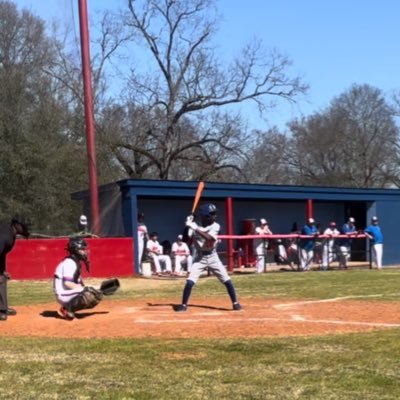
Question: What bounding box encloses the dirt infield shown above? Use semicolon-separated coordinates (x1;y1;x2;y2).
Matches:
1;297;400;339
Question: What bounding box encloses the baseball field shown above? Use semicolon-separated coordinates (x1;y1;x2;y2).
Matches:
1;269;400;399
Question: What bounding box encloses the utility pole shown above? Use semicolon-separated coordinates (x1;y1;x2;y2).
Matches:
78;0;100;235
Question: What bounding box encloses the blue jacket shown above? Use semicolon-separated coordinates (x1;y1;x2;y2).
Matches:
364;225;383;245
300;224;318;250
338;223;356;246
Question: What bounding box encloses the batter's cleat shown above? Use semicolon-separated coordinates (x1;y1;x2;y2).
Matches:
57;307;75;320
6;308;17;316
174;304;187;312
232;302;242;311
0;312;7;321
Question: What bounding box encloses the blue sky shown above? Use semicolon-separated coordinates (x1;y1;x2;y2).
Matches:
15;0;400;131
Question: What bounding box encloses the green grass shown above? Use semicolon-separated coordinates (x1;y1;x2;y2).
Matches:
3;269;400;399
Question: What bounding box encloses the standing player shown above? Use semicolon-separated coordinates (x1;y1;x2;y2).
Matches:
321;221;340;270
299;218;318;271
254;218;273;273
0;216;30;321
137;212;148;273
364;216;383;269
174;203;242;312
338;217;356;269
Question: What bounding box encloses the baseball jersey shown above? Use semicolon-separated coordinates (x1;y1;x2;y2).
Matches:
137;223;148;241
323;227;339;245
53;257;84;301
172;241;190;256
193;222;220;253
254;225;271;248
146;239;163;255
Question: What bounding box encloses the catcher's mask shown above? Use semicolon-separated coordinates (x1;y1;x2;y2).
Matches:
11;215;31;238
67;237;89;262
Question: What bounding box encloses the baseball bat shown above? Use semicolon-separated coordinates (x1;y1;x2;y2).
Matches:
191;181;205;214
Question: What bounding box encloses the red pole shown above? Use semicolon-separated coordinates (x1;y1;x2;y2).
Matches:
226;197;234;272
306;199;313;220
78;0;100;235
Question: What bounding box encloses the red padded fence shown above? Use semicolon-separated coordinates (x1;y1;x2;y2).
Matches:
8;237;134;280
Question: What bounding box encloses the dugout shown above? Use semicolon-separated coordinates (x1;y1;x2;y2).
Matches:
72;179;400;274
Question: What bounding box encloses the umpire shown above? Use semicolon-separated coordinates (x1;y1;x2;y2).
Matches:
0;216;30;321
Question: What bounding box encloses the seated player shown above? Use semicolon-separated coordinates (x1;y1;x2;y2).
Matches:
171;234;193;276
146;232;172;276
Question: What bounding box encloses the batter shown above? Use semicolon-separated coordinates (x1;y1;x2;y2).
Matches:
174;203;242;312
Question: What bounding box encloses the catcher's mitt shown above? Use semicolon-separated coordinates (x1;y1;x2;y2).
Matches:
99;278;120;296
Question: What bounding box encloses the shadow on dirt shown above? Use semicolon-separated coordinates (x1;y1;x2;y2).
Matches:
147;302;231;311
40;310;109;319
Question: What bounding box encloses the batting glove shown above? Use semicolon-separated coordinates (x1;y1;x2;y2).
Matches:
186;221;198;231
186;215;194;224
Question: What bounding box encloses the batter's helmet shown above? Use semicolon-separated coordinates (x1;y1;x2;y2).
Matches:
199;203;217;216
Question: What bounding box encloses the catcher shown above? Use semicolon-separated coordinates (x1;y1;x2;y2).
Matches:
53;237;119;320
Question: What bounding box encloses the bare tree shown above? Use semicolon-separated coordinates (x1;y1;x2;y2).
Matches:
0;1;83;230
42;9;132;182
286;84;400;188
0;1;124;233
100;0;307;180
241;127;297;184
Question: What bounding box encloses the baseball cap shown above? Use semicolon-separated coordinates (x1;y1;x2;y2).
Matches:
79;215;88;225
308;218;315;224
372;216;379;222
329;221;336;227
177;234;183;240
348;217;355;223
260;218;267;225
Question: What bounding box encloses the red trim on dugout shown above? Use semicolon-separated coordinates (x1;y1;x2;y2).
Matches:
8;238;134;280
226;197;234;272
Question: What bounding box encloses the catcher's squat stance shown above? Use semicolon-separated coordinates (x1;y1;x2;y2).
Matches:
53;238;119;320
174;204;242;312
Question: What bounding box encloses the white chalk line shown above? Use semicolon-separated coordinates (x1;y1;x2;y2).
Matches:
133;316;400;328
274;294;384;310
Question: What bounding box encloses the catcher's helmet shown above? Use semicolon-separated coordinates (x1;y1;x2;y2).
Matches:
67;237;88;260
199;203;217;217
